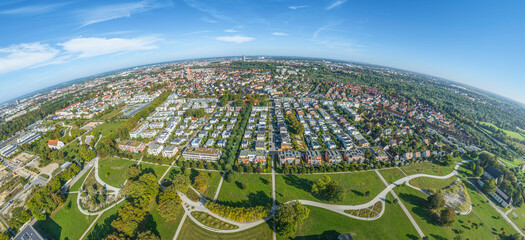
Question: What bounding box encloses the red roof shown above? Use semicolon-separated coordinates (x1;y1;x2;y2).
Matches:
48;139;59;146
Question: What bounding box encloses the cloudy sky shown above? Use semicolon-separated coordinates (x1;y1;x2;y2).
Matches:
0;0;524;103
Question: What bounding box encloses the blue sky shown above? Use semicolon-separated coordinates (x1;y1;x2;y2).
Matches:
0;0;524;103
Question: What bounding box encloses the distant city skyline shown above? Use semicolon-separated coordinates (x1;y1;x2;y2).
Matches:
0;0;524;103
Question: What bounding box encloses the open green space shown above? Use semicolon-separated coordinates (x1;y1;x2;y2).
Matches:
400;161;456;176
177;216;273;240
275;171;384;205
409;176;458;191
287;194;418;240
86;200;127;240
480;122;525;141
92;121;124;136
217;173;272;207
378;168;406;184
200;171;223;200
34;193;96;240
139;162;168;181
191;211;239;230
98;157;135;187
395;184;518;239
508;210;525;233
149;199;186;239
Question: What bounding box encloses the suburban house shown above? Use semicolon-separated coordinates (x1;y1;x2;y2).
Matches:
304;151;323;165
237;149;267;165
148;143;164;156
278;151;301;165
182;147;222;162
371;147;389;161
342;149;365;163
162;145;178;158
118;140;146;153
47;139;65;150
325;151;342;165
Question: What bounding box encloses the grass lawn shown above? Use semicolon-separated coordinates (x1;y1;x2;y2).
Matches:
217;173;272;207
288;193;419;240
85;200;127;240
92;121;124;136
34;193;96;240
400;161;456;176
409;176;458;191
69;166;92;192
149;199;186;239
395;185;518;239
275;171;384;205
191;211;239;230
98;157;135;187
480;122;525;141
508;210;525;233
139;162;168;181
176;216;273;240
378;168;406;184
200;171;223;200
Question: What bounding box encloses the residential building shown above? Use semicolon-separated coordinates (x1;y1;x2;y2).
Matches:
304;151;323;165
162;145;178;158
182;147;222;162
278;151;301;165
238;149;267;165
325;151;342;165
148;143;164;156
118;141;145;153
47;139;65;150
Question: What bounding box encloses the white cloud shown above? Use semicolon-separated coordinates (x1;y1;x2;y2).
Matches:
59;37;160;58
0;43;59;74
272;32;288;36
216;35;255;44
201;17;217;23
313;21;343;39
225;29;238;33
0;3;67;15
78;0;165;27
288;5;307;10
184;0;234;23
327;0;347;10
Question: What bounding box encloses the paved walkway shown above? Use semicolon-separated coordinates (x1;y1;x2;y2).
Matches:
213;172;225;202
172;213;187;240
93;157;121;192
376;170;425;238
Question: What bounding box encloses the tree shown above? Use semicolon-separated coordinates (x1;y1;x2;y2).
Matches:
482;178;497;194
225;171;238;183
194;172;209;192
137;231;160;240
473;164;484;177
171;174;190;193
311;175;344;202
126;166;142;179
427;193;445;210
275;201;310;238
440;207;456;226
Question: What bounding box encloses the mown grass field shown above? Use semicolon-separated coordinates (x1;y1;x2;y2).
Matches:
176;217;273;240
199;171;223;200
149;200;186;239
409;176;458;191
508;209;525;234
480;122;525;141
378;168;406;184
286;194;419;240
275;171;384;205
138;162;168;181
34;193;96;240
400;161;456;176
395;184;517;239
86;200;126;240
69;166;92;192
191;211;239;230
98;157;135;187
92;121;125;136
217;173;272;207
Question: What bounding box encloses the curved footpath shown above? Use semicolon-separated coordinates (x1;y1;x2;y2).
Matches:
178;161;471;233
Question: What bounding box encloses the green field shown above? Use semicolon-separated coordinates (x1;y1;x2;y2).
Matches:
191;211;239;230
378;168;406;184
395;185;518;239
35;193;96;240
149;200;186;239
86;200;127;240
69;167;92;192
276;171;385;205
98;157;135;187
400;161;456;176
200;171;223;200
217;173;272;207
176;216;273;240
508;209;525;233
409;176;458;191
480;122;525;141
288;194;419;240
92;121;124;136
139;162;169;181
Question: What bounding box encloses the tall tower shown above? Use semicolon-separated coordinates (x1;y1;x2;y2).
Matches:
242;55;246;62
